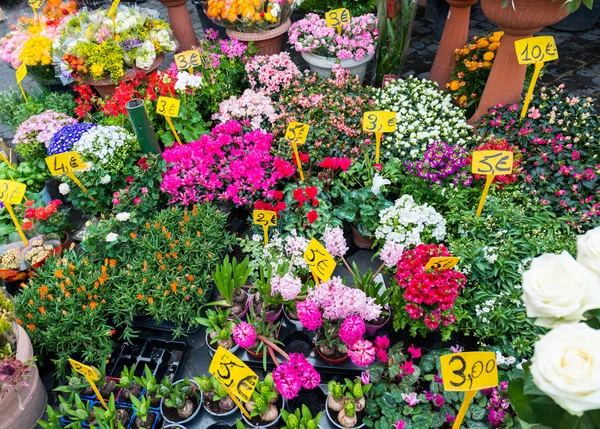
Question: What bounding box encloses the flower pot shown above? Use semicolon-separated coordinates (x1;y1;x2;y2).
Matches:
283;306;303;331
551;1;600;31
40;183;52;204
251;294;283;323
241;396;286;428
159;0;198;51
469;0;569;123
205;331;239;357
0;325;47;429
282;331;314;358
325;397;365;429
315;346;349;364
364;311;391;337
160;379;203;425
202;398;240;417
164;426;188;429
88;54;164;97
350;225;374;250
301;52;374;84
191;0;227;38
226;19;292;56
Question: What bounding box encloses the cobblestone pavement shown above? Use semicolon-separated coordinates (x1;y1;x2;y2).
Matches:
0;0;598;142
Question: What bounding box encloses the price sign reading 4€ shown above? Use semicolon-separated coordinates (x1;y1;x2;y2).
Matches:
472;150;513;217
0;180;29;246
363;111;397;164
425;256;460;271
303;238;335;284
46;152;90;195
285;122;310;181
514;36;558;119
325;8;351;35
440;351;498;429
253;209;277;245
174;49;201;73
69;358;108;409
156;96;182;145
209;346;258;419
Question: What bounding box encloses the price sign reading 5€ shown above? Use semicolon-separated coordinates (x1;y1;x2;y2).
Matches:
472;150;514;218
303;238;335;284
425;256;460;271
253;210;277;245
363;111;397;164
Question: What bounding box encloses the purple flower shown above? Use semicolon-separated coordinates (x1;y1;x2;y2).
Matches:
360;370;369;385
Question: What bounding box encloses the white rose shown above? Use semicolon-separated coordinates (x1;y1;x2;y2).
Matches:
577;226;600;277
105;233;119;243
522;252;600;327
530;323;600;415
115;212;131;222
100;174;111;184
58;183;70;195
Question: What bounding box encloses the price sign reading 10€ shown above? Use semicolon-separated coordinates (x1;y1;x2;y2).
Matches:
209;346;258;403
303;238;335;284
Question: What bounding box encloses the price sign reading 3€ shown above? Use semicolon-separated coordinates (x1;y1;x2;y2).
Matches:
326;8;351;34
472;150;513;217
156;96;182;145
514;36;558;119
69;358;108;409
363;111;397;164
285;122;310;181
425;256;460;271
174;49;201;73
46;152;90;195
303;238;335;284
440;351;498;429
253;209;277;245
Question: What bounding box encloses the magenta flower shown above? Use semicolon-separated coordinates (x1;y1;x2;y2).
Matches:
399;360;415;377
375;335;390;350
339;315;366;347
232;322;257;349
296;300;323;331
393;420;407;429
434;394;445;407
272;363;302;399
407;344;421;359
360;370;369;385
348;339;376;367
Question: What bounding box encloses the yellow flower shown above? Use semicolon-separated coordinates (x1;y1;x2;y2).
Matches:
449;80;460;91
489;42;500;52
489;36;501;44
493;31;504;39
90;63;105;78
483;61;492;68
459;95;467;106
477;39;490;49
483;51;495;61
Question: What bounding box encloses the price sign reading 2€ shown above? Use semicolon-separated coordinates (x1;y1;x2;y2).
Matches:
285;122;310;181
440;352;498;429
156;96;182;145
425;256;460;271
174;49;201;73
326;8;351;34
472;150;513;217
69;358;108;409
0;180;29;246
46;152;90;195
303;238;335;284
253;209;277;245
363;111;397;164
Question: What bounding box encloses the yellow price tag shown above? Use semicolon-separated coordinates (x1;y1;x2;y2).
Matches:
174;50;201;72
157;96;182;145
0;180;26;206
425;256;460;271
28;0;44;8
46;152;90;195
472;150;514;218
15;63;28;102
0;152;14;170
363;111;397;164
285;122;310;146
515;36;558;65
303;238;335;284
326;8;351;34
209;346;258;403
108;0;120;16
253;210;277;245
69;358;108;409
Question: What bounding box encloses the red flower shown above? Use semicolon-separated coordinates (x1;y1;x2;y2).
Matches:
293;152;310;164
272;190;284;200
339;158;352;171
293;188;308;208
273;158;296;178
24;208;35;219
275;202;287;212
137;157;149;170
126;176;134;183
307;210;318;224
22;221;33;231
305;187;318;199
24;200;34;207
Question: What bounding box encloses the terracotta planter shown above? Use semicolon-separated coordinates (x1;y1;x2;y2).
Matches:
159;0;198;51
469;0;569;123
88;54;164;97
429;0;479;89
226;19;291;56
315;346;349;364
0;325;47;429
350;225;375;250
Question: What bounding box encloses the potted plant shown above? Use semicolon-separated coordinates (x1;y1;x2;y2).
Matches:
21;199;72;249
116;365;143;404
281;404;323;429
251;264;301;323
64;393;96;426
243;374;285;428
349;263;392;336
233;304;283;369
134;365;160;409
131;395;158;429
325;379;371;429
92;393;132;428
208;255;252;318
159;378;202;425
194;375;238;416
288;13;378;83
38;405;63;429
22;236;61;269
197;308;239;355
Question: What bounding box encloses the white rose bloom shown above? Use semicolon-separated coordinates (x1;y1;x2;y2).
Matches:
530;323;600;415
115;212;131;222
105;233;119;243
100;174;111;184
58;183;70;195
577;226;600;277
371;174;390;195
522;252;600;328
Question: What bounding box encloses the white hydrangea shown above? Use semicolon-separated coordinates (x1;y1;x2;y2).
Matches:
174;71;204;92
150;28;177;51
105;233;119;242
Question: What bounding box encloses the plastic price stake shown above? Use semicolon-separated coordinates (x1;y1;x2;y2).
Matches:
69;358;108;409
425;256;460;270
108;0;120;16
15;63;28;102
285;122;310;181
209;346;258;419
471;150;513;217
440;351;498;429
382;74;397;89
253;209;277;245
0;180;28;246
174;49;201;73
46;152;90;195
325;8;350;35
28;0;44;7
303;238;335;284
156;96;182;145
514;36;558;118
362;111;397;164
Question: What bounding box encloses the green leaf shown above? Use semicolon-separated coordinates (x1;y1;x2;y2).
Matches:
470;405;486;421
412;412;433;429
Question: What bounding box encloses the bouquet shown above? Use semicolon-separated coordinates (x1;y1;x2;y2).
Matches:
203;0;299;32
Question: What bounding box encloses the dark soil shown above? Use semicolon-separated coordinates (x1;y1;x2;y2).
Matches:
119;382;142;403
117;408;133;426
204;398;235;415
289;388;326;418
133;412;156;429
161;395;200;423
283;331;314;358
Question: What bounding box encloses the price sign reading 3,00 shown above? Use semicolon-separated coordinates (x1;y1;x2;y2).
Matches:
441;351;498;392
362;111;397;133
303;238;335;283
209;347;258;403
471;150;513;176
515;36;558;65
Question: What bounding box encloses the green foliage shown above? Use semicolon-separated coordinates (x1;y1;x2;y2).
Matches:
299;0;376;16
281;404;323;429
0;88;76;131
209;255;251;307
134;364;157;395
0;158;50;193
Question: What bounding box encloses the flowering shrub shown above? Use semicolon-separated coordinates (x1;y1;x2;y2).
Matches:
212;89;279;130
405;141;472;187
289;13;377;62
161;120;295;207
47;122;97;156
273;67;374;159
73;125;139;173
21;199;70;237
480;85;600;229
245;52;300;97
374;77;476;161
13;111;77;161
391;244;466;340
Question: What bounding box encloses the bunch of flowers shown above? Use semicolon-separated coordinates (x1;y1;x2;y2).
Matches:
270;273;303;301
54;6;176;82
339;316;390;367
273;67;374;159
374;77;476;161
480;85;600;229
471;138;523;187
272;353;321;399
289;13;378;62
42;0;79;26
404;141;472;187
47;122;97;156
19;35;53;67
391;244;466;339
0;356;32;398
212;89;279;130
13;110;77;161
161;120;295;207
21;199;70;236
447;31;503;117
73;125;139;174
203;0;298;32
245;52;301;97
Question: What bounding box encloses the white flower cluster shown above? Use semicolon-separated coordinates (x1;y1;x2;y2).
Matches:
475;298;496;323
150;28;177;52
74;125;139;172
375;194;446;252
174;71;203;92
482;245;498;264
374;77;476;161
213;89;279;131
495;351;516;366
134;40;157;70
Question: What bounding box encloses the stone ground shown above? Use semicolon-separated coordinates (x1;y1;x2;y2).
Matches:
0;0;598;143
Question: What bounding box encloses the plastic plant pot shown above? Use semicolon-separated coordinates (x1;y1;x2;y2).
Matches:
205;331;239;358
160;379;203;425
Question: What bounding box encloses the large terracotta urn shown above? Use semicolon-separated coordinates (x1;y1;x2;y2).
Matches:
226;19;292;56
428;0;479;89
0;325;47;429
159;0;199;51
469;0;569;124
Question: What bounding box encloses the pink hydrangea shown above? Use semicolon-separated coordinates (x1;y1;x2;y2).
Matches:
213;89;280;130
339;315;366;347
13;110;77;150
348;339;376;366
296;300;323;331
323;226;348;258
233;322;257;349
271;273;302;301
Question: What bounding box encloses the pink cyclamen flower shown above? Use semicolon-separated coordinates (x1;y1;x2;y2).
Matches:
360;370;369;385
407;344;421;359
375;335;390;350
434;394;445;407
399;360;415;376
393;420;407;429
348;339;376;366
232;322;257;349
296;300;323;331
339;315;366;347
401;392;420;407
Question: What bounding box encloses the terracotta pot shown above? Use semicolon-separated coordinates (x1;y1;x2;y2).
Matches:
88;54;164;97
159;0;199;51
350;225;375;250
315;346;348;364
469;0;569;123
429;0;479;89
0;325;47;429
226;19;291;56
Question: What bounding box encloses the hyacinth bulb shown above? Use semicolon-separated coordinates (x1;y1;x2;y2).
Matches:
254;395;267;413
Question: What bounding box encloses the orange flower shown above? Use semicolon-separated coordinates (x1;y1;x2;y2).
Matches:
142;278;147;283
28;299;33;305
27;324;35;331
137;294;144;300
65;291;71;297
171;252;177;259
185;241;191;247
174;240;179;244
54;270;64;278
170;282;177;293
160;264;166;270
187;274;194;281
197;231;201;237
101;299;106;304
83;258;88;265
98;275;107;285
65;278;72;285
77;287;82;293
82;305;87;310
208;254;213;259
145;222;150;228
90;302;98;309
39;306;46;315
198;288;203;295
178;265;183;270
47;294;53;301
94;281;99;288
183;215;189;222
156;253;163;259
155;222;160;229
148;297;154;304
180;228;185;233
39;285;48;298
81;285;86;291
27;313;32;319
164;290;170;296
101;265;107;274
62;310;67;315
130;232;137;239
17;318;22;325
169;243;175;249
109;259;117;267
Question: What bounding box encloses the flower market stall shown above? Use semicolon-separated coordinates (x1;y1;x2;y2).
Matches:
0;1;598;429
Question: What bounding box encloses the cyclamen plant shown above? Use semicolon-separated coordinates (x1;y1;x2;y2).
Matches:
13;110;77;161
245;52;301;97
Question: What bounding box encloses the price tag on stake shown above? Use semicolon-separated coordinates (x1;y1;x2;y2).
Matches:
425;256;460;271
174;49;201;73
253;209;277;245
69;359;108;409
472;150;513;218
326;8;351;35
285;122;310;181
363;111;397;164
15;63;28;102
514;36;558;119
108;0;120;16
46;152;90;196
209;346;258;419
156;96;182;145
28;0;45;7
440;351;498;429
0;180;29;244
303;238;335;284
